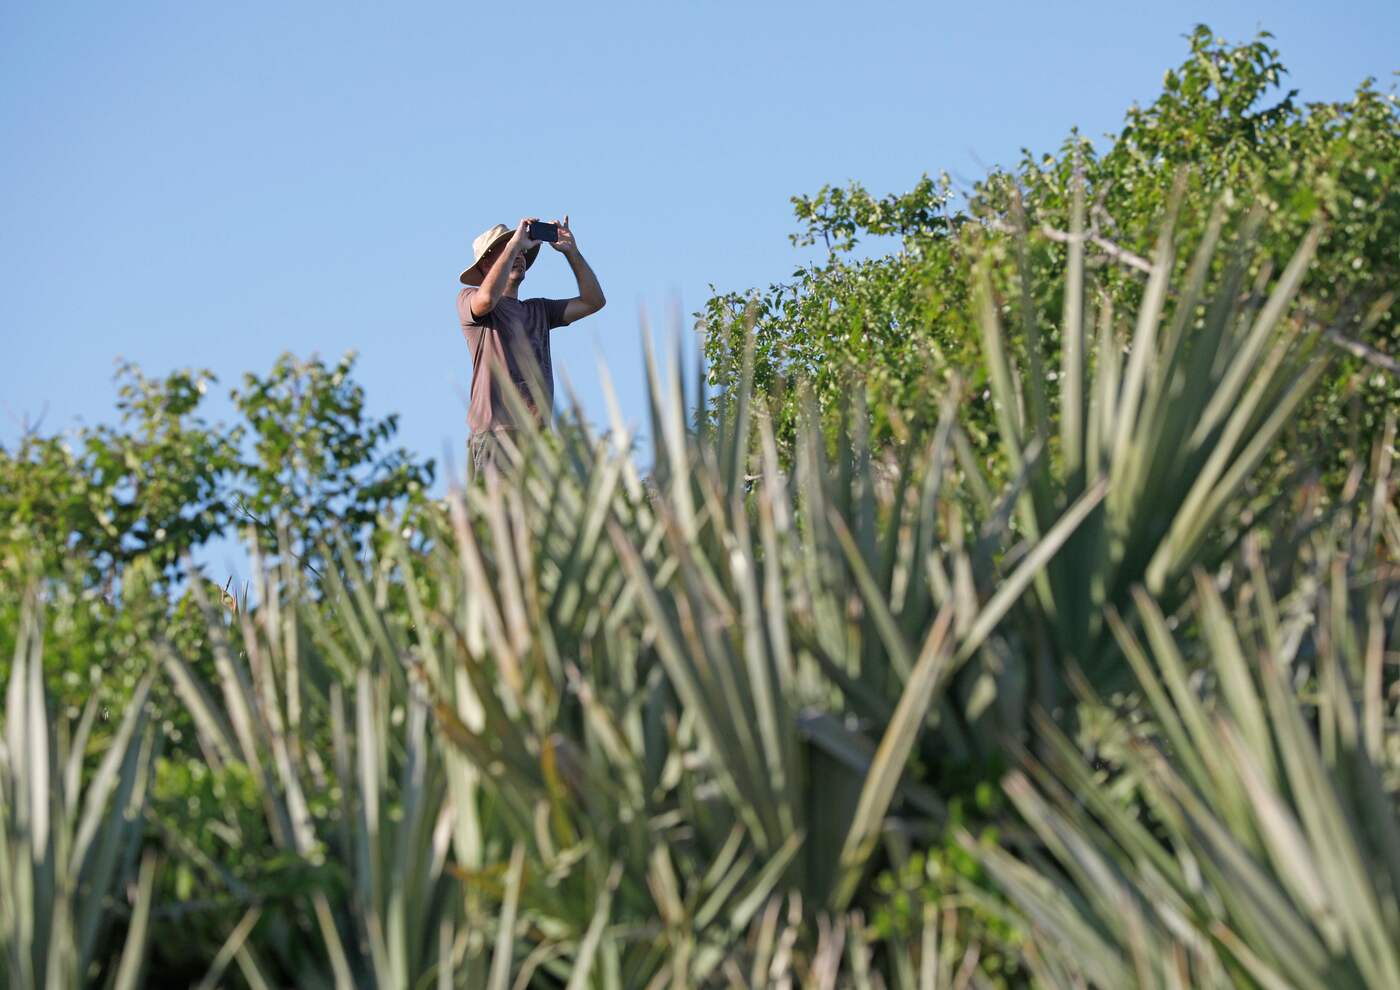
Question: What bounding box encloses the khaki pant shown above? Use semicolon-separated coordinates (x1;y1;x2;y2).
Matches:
467;431;508;483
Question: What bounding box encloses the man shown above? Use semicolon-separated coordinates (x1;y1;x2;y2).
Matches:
456;215;606;478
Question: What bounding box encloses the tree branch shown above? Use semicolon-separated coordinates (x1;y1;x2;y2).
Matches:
986;216;1153;273
1315;324;1400;376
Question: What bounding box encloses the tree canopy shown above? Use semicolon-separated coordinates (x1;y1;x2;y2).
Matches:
0;352;433;596
700;26;1399;483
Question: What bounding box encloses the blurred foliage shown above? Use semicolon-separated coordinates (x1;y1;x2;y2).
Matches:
983;502;1400;987
3;23;1399;988
2;231;1396;984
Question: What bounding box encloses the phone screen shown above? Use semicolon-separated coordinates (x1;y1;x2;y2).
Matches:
528;221;559;242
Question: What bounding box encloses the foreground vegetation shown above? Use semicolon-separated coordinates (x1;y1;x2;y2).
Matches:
3;25;1399;990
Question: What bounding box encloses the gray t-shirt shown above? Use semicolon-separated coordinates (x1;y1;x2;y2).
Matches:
458;288;568;433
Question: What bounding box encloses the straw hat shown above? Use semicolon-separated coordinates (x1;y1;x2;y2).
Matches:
459;223;541;286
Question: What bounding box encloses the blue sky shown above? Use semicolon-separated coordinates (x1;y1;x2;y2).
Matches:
4;1;1397;485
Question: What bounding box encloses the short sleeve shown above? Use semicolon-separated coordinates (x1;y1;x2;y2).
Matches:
458;287;485;327
543;297;569;330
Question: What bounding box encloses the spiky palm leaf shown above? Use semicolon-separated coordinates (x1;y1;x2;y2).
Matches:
970;181;1387;695
0;596;157;989
155;195;1361;985
982;480;1400;988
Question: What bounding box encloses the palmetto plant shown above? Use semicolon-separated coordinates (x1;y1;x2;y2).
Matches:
421;330;1108;919
967;181;1391;700
151;193;1360;984
980;466;1400;987
157;543;473;989
4;189;1371;986
0;597;157;990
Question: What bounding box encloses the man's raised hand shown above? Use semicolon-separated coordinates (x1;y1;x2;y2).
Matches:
511;217;540;251
549;215;576;254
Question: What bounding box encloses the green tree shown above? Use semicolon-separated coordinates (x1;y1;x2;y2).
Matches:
0;350;437;975
0;351;433;596
0;365;240;592
0;351;433;709
230;351;433;576
701;26;1400;479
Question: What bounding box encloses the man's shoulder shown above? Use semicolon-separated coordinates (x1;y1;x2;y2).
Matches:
458;286;485;324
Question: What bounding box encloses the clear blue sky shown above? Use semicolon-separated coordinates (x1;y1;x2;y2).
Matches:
4;1;1397;482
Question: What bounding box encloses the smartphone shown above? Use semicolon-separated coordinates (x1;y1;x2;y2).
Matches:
528;221;559;243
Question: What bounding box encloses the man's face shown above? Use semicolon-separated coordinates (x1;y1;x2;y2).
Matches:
483;242;526;283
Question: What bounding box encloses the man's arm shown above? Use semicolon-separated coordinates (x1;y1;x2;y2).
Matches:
471;218;537;319
549;216;606;325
